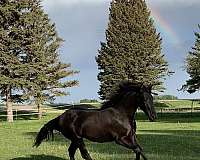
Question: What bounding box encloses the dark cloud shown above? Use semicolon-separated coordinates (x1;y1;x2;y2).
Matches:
42;2;110;102
44;3;109;67
147;1;200;98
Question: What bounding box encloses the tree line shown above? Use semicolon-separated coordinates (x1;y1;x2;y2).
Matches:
0;0;199;122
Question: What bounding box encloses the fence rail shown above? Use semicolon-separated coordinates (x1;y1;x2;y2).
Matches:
0;104;73;119
0;103;200;120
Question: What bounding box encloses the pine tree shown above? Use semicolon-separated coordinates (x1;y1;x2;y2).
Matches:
0;0;78;121
96;0;168;100
0;0;23;122
183;25;200;93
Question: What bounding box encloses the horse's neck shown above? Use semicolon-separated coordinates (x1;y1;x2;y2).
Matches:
119;93;139;118
117;102;138;119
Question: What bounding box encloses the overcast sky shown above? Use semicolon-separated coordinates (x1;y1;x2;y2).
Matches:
41;0;200;103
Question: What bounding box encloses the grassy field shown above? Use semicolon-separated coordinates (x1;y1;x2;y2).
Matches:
154;99;200;109
0;111;200;160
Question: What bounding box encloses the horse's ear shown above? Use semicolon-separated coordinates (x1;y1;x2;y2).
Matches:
148;85;153;91
139;83;145;92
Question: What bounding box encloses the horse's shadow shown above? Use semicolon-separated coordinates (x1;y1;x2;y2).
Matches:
10;155;66;160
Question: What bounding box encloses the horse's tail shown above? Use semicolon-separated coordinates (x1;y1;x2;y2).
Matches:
33;116;60;148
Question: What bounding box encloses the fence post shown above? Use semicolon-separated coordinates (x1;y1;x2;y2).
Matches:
15;109;18;120
191;100;194;116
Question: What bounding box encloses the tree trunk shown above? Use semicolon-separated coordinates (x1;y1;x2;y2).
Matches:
6;87;13;122
37;104;42;119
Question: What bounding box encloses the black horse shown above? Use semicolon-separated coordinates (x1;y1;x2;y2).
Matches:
33;81;156;160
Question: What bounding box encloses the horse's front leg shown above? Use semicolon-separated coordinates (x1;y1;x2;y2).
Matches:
133;144;147;160
115;133;147;160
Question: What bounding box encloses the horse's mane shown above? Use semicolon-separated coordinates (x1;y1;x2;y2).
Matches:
100;81;141;109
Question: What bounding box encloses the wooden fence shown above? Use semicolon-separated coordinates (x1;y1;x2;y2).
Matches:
0;101;200;120
0;104;72;120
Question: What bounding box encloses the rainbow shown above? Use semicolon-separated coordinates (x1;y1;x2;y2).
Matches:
149;6;179;44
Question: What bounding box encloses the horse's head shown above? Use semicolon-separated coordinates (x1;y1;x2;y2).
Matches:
138;85;157;121
101;81;157;122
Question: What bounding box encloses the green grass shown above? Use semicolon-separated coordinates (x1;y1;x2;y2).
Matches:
0;112;200;160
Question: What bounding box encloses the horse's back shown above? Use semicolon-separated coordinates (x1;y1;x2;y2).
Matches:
58;108;131;142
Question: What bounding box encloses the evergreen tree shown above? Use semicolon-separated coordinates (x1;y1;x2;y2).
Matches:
0;0;78;122
96;0;168;100
0;0;23;122
183;25;200;93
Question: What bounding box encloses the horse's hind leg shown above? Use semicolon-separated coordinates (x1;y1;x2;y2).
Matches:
78;139;92;160
68;141;79;160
